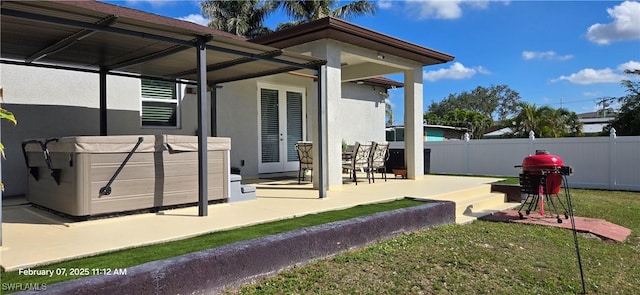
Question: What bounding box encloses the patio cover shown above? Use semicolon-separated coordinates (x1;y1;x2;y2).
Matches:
0;1;325;82
0;0;328;241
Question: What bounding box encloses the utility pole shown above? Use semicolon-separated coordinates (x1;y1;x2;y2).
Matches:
596;97;612;118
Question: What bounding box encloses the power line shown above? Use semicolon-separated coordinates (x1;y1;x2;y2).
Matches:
546;98;594;106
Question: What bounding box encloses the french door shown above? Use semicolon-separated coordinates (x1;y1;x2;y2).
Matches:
258;84;305;174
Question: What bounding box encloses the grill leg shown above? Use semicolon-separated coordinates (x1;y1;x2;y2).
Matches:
527;194;539;215
518;193;537;219
545;193;569;223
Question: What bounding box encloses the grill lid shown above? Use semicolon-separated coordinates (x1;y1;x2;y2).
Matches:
521;150;564;172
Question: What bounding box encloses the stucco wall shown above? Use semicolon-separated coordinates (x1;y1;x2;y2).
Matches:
216;79;259;177
217;74;315;178
217;75;386;178
1;64;387;196
340;82;387;144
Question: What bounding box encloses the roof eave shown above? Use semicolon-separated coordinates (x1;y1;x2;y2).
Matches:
251;17;454;66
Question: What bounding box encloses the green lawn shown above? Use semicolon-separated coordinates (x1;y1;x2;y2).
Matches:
228;189;640;295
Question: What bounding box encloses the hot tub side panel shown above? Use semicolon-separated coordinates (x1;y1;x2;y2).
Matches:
161;150;228;205
88;152;159;215
25;151;90;216
88;150;228;215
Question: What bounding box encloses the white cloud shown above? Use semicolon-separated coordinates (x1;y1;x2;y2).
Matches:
586;1;640;45
178;14;209;26
618;60;640;71
414;1;463;19
377;1;393;9
423;62;490;82
552;60;640;84
522;51;573;61
406;0;509;20
551;68;626;85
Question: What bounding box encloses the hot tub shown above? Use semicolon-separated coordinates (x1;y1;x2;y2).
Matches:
22;135;230;217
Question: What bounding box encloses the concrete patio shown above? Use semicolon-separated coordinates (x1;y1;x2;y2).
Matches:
1;174;518;271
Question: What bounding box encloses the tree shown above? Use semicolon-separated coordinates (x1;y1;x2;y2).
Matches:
608;69;640;136
424;109;492;139
201;0;276;38
427;84;522;122
384;99;393;126
275;0;375;30
508;102;582;138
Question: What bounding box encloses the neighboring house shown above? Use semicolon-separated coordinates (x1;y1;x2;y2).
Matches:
0;1;453;198
483;126;514;138
483;111;617;138
386;124;468;142
578;111;616;135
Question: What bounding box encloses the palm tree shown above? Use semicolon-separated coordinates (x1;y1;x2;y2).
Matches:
513;102;539;136
201;0;276;38
276;0;375;30
384;98;393;126
510;103;582;138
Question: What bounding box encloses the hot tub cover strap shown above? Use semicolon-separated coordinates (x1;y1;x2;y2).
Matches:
21;138;62;185
99;137;144;196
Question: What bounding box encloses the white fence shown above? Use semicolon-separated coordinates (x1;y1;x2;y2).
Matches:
421;135;640;191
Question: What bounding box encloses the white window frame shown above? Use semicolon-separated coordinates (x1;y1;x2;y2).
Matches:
140;78;180;128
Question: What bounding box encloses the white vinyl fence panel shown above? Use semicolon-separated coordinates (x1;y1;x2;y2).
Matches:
423;135;640;191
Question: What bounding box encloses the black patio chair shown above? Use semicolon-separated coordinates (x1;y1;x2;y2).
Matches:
295;141;313;184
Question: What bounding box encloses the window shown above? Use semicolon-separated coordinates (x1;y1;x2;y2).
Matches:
140;79;178;127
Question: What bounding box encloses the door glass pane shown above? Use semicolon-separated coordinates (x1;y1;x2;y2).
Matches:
261;89;279;163
286;91;303;162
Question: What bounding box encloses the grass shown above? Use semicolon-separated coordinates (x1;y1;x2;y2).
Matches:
494;176;520;185
0;198;425;289
227;189;640;295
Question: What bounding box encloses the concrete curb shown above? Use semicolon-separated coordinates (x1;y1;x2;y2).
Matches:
19;200;455;295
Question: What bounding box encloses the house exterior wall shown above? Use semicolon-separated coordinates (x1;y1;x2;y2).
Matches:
215;74;315;178
1;65;197;196
284;38;416;187
1;64;387;196
340;82;386;144
216;74;386;178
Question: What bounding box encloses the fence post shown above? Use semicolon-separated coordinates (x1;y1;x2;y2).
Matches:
609;128;616;190
528;130;535;155
464;132;470;174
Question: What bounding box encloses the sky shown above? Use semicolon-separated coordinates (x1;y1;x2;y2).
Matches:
103;0;640;123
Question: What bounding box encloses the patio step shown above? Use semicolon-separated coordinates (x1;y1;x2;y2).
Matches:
428;184;520;224
456;195;520;224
